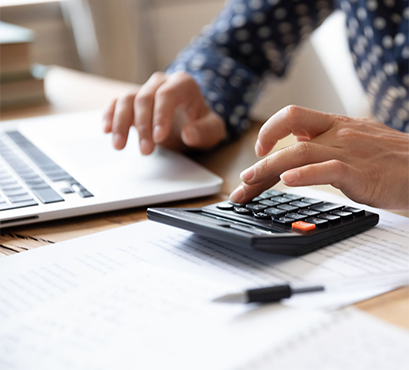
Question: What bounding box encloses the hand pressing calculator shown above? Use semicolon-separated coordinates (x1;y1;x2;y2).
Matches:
147;189;379;255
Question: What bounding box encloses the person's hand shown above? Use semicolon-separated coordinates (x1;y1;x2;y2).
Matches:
230;105;409;209
102;71;226;154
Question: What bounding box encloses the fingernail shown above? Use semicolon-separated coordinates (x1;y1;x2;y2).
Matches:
255;140;263;157
184;126;200;145
230;186;244;202
240;167;254;182
281;170;299;184
140;139;152;155
153;126;164;143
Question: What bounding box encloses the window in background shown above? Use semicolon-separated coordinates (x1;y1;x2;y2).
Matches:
0;0;63;6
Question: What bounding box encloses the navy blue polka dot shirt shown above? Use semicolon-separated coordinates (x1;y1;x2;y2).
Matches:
167;0;409;139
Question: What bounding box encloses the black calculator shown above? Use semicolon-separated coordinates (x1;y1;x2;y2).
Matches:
147;189;379;256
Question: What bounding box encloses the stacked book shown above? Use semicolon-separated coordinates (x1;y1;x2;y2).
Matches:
0;21;46;109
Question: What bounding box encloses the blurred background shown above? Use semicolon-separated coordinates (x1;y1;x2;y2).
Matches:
0;0;370;121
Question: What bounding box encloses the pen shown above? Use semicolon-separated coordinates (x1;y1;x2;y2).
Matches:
213;271;409;304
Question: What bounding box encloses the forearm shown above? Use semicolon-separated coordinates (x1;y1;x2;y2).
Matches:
167;0;335;139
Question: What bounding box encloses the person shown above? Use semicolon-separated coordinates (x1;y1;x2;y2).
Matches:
102;0;409;209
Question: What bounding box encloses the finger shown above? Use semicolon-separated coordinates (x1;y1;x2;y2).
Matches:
152;71;202;143
230;178;279;204
256;105;335;157
112;92;137;150
280;160;354;190
241;141;339;186
181;112;226;148
102;99;117;133
134;72;167;155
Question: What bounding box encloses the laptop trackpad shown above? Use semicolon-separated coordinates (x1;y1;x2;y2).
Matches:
18;112;216;198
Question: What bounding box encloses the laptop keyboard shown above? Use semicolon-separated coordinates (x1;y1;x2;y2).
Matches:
0;131;93;212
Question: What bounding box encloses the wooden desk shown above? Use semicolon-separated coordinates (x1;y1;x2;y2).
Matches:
1;66;408;331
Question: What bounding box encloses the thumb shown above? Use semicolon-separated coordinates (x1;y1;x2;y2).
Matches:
181;112;227;149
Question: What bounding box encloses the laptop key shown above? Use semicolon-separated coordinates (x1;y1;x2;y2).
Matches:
3;188;28;197
0;200;38;211
32;188;64;204
9;194;34;203
78;190;94;198
46;170;70;182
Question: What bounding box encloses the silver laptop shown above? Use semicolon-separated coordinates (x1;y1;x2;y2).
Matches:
0;111;222;228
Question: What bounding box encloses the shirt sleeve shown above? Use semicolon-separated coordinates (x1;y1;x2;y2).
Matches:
166;0;335;139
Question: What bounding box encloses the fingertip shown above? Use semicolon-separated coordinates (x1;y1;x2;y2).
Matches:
280;170;299;185
230;185;245;203
140;138;154;155
255;140;264;157
181;125;200;146
240;167;255;183
113;133;126;150
153;125;166;143
102;119;111;134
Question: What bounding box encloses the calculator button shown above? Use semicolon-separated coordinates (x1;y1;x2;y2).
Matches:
277;204;299;212
246;203;268;212
305;217;329;227
229;201;246;207
259;199;280;207
271;196;292;204
258;192;274;199
298;209;320;217
292;221;316;231
301;198;322;205
253;212;271;219
342;207;365;216
319;213;341;223
234;207;252;215
273;217;296;225
264;189;284;197
310;202;343;213
289;201;310;208
283;194;304;201
217;202;234;211
251;196;263;202
264;208;287;218
286;212;307;221
330;210;353;219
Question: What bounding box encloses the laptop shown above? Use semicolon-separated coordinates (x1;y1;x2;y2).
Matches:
0;111;223;228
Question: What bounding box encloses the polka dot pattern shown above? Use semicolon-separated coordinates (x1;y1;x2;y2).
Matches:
167;0;409;138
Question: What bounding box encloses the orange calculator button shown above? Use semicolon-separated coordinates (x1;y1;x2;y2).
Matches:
292;221;316;231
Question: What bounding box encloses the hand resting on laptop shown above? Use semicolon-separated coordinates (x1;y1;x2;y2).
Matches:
102;71;226;155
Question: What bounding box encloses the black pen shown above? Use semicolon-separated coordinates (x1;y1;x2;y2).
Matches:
213;271;409;304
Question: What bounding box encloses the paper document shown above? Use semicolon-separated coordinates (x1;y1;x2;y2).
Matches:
0;188;408;369
237;308;409;370
0;252;325;369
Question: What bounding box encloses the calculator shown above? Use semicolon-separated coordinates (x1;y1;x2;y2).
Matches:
147;189;379;255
